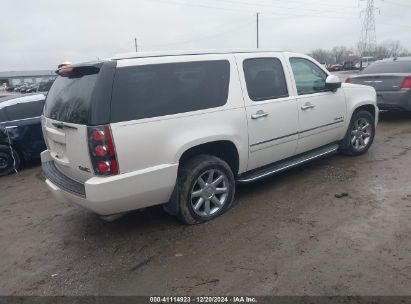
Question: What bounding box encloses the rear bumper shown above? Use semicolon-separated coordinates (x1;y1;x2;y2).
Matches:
41;151;178;215
377;90;411;111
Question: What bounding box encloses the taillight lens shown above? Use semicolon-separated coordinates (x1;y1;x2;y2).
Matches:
401;76;411;89
345;78;351;83
97;161;111;174
95;145;107;158
91;129;104;142
88;125;119;176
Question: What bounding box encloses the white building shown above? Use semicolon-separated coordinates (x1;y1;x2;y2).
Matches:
0;70;56;86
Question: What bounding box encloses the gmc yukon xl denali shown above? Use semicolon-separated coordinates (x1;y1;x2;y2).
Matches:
41;50;378;224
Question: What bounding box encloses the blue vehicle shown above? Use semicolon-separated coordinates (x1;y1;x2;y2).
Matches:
0;94;46;176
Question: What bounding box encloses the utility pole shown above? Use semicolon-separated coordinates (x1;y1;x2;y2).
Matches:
256;12;260;49
134;38;138;52
359;0;378;68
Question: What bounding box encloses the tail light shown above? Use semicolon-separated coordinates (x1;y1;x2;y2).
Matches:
401;76;411;89
87;125;119;176
345;78;351;83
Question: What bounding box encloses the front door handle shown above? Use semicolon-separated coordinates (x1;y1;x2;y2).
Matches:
251;110;269;119
301;103;315;110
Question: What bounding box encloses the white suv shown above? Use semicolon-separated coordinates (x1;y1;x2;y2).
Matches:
41;50;378;224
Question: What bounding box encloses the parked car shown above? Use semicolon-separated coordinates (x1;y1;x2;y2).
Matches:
41;50;378;224
37;79;55;92
343;61;356;71
18;83;32;93
0;94;46;176
356;57;376;70
346;57;411;111
329;64;343;71
6;85;15;92
320;62;328;69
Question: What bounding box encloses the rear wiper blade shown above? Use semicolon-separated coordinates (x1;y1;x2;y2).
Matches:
52;122;78;130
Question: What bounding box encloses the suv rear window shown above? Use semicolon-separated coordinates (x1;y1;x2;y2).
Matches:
110;60;230;122
45;73;99;124
361;61;411;74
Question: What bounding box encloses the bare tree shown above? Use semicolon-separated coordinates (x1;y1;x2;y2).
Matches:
310;40;410;66
382;40;410;57
331;46;349;64
310;49;332;64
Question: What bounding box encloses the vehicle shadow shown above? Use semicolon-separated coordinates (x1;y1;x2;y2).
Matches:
379;110;411;122
22;158;41;170
77;155;336;234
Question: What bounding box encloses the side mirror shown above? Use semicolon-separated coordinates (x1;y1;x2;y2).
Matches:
325;75;342;91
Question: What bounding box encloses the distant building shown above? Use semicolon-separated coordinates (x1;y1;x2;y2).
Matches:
0;70;56;86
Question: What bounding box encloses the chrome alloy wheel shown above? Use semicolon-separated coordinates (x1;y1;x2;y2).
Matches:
351;118;372;151
190;169;229;217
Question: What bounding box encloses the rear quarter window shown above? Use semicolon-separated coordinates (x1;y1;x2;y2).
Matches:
110;60;230;122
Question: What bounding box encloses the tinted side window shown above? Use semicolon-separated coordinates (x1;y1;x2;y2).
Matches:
110;60;230;122
290;58;328;95
5;100;45;122
0;98;45;123
243;58;289;101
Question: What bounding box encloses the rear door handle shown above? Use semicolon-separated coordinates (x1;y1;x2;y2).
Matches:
251;110;269;119
301;103;315;110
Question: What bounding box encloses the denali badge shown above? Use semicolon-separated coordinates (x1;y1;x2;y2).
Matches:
78;166;91;173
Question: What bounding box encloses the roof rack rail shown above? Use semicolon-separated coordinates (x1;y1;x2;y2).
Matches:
112;49;285;60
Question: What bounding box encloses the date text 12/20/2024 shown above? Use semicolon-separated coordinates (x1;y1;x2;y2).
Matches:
149;297;258;303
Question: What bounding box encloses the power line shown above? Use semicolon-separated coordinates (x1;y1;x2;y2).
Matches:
152;0;356;19
146;0;411;30
203;0;358;16
140;20;255;48
383;0;411;7
206;0;411;20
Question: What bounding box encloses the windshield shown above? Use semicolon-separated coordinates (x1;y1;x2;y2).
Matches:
361;61;411;74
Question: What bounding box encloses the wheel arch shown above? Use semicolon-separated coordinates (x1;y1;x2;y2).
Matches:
178;140;241;177
164;139;242;217
344;101;378;136
352;103;377;120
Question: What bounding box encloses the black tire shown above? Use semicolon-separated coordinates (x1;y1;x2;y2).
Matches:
176;155;236;224
340;110;375;156
0;145;21;176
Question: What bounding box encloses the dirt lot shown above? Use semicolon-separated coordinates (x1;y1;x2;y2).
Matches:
1;112;411;296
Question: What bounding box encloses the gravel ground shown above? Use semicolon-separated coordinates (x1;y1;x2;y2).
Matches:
0;111;410;296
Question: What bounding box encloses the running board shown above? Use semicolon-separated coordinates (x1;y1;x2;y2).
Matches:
237;144;339;184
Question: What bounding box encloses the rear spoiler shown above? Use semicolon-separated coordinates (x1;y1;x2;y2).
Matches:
55;62;103;77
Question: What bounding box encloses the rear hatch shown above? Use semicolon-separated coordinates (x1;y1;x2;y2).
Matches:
43;61;116;183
